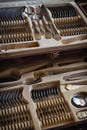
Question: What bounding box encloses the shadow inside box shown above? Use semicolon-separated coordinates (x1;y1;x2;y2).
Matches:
48;120;87;130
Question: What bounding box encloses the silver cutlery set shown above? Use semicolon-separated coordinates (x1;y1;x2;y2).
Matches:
48;4;87;36
0;7;33;44
0;88;34;130
0;2;87;59
31;86;74;129
0;1;87;130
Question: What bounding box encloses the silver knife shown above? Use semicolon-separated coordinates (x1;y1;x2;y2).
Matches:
41;4;61;41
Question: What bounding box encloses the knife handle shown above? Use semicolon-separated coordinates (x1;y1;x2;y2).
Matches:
32;21;41;40
50;23;61;41
42;17;52;39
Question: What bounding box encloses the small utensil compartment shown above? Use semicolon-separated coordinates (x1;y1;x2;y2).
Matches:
0;87;34;130
30;81;74;130
47;3;87;37
0;6;34;44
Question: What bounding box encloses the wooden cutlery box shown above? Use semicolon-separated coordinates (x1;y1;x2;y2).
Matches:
0;1;87;130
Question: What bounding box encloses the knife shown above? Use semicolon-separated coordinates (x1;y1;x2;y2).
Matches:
41;4;61;41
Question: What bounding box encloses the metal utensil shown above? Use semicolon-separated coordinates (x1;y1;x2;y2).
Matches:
42;16;52;39
26;7;41;40
34;6;44;35
64;71;87;81
41;4;61;41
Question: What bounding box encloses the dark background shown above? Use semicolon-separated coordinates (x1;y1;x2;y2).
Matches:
75;0;87;2
0;0;86;2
